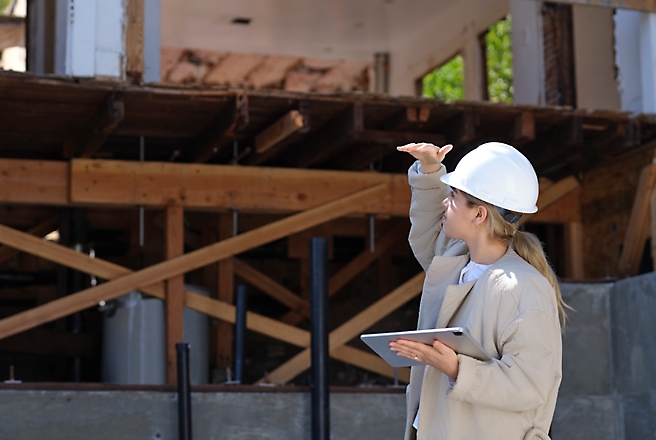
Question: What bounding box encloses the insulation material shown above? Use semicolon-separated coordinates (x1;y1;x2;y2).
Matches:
245;56;301;89
204;53;266;86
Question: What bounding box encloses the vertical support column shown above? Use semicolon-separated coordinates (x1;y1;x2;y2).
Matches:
310;237;330;440
565;222;585;279
165;205;184;384
463;24;485;101
640;13;656;113
510;0;546;105
234;284;247;384
126;0;144;81
176;343;192;440
216;212;234;375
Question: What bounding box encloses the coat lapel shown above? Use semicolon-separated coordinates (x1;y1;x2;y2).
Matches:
436;278;477;329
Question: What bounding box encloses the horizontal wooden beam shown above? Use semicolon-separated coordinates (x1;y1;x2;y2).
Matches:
69;159;410;216
192;94;249;163
0;217;59;265
264;272;425;384
78;95;125;158
0;160;69;205
529;0;656;12
0;183;388;340
0;222;403;380
0;328;96;357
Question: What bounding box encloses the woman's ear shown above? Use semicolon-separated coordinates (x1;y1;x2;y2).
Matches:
474;206;488;226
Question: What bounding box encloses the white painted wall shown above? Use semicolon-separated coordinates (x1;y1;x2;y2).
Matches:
615;10;643;113
144;0;161;83
510;0;544;105
572;5;621;110
639;13;656;113
95;0;125;77
388;0;508;96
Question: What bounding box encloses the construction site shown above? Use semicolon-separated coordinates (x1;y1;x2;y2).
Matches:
0;0;655;438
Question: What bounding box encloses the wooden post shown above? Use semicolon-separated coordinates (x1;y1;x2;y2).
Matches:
165;205;184;384
564;222;585;279
216;212;234;371
126;0;144;82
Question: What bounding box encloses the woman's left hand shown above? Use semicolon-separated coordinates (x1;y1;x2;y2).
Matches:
390;339;459;379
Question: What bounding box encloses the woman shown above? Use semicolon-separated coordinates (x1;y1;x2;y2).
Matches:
391;142;565;440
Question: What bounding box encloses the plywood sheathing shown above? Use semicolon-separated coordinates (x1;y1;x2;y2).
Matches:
161;47;371;92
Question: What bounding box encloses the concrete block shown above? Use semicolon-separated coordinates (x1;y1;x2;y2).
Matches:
551;395;615;440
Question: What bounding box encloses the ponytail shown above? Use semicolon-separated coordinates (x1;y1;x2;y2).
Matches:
460;192;570;327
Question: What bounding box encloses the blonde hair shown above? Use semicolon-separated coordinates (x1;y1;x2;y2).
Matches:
459;191;570;327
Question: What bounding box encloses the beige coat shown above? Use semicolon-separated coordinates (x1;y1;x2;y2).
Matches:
404;161;562;440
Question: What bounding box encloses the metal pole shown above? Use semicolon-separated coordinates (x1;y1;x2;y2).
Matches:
310;237;330;440
176;343;192;440
234;284;247;384
369;214;375;253
139;136;145;247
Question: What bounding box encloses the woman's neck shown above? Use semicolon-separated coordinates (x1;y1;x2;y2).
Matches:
466;234;508;265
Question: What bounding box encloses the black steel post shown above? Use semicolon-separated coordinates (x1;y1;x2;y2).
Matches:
176;343;192;440
310;237;330;440
234;284;247;384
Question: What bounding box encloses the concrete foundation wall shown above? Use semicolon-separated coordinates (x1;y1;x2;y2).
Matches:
1;274;655;439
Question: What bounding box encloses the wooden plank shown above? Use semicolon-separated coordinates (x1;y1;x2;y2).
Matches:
78;95;125;158
192;94;249;163
254;110;307;154
69;159;410;216
216;212;234;370
513;112;535;145
618;164;656;276
233;258;311;317
0;160;68;205
0;183;388;340
0;217;59;265
264;272;425;384
519;176;580;226
530;0;656;12
125;0;144;80
529;189;580;224
0;222;405;381
165;205;184;384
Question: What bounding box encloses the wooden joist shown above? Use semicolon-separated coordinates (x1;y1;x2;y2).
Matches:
263;272;425;384
69;159;409;215
618;163;656;276
125;0;144;80
193;94;249;163
513;113;535;145
534;0;656;12
386;107;432;131
0;222;403;380
0;183;388;340
77;94;125;158
255;110;308;154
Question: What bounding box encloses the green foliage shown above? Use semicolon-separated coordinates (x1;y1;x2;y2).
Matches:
421;55;464;103
486;15;513;103
0;0;10;13
421;15;513;104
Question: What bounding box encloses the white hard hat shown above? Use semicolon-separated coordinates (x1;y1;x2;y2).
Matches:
440;142;539;214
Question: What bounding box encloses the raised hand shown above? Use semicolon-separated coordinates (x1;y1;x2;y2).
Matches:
397;143;452;174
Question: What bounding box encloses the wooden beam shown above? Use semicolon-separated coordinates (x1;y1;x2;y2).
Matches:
255;110;308;154
125;0;145;81
564;222;585;279
522;117;584;171
192;94;249;163
519;176;580;226
0;183;389;340
263;272;425;384
618;163;656;276
165;205;184;384
233;258;311;318
216;213;234;370
385;106;432;131
69;159;410;216
0;15;25;51
529;0;656;12
297;103;364;167
77;94;125;158
0;217;59;266
0;328;96;357
0;160;68;205
0;223;405;381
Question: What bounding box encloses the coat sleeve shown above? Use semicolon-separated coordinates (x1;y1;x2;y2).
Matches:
407;161;453;271
446;308;561;411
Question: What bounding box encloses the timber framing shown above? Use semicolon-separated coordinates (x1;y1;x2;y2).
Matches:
531;0;656;12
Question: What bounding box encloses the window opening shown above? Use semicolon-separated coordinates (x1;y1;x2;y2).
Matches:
419;54;464;103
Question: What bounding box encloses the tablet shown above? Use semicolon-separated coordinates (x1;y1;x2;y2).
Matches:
360;327;491;368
